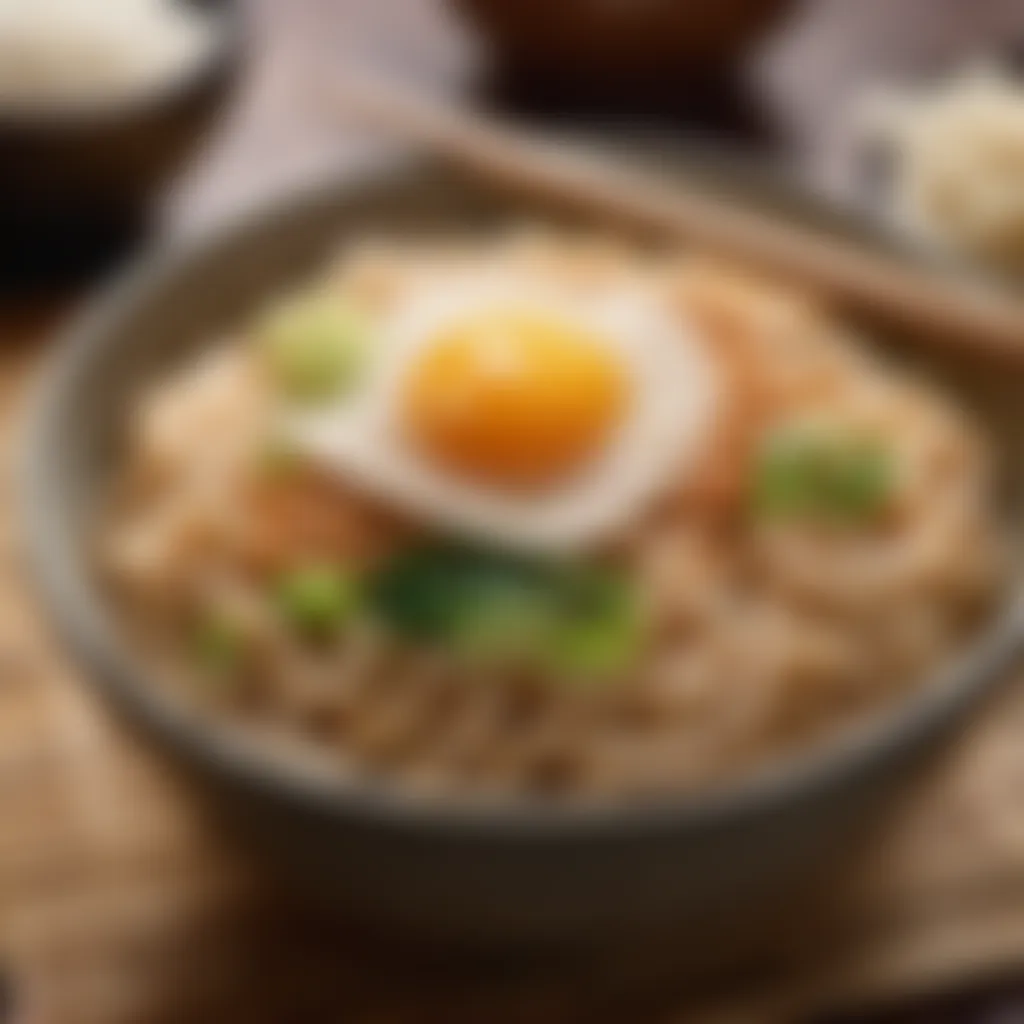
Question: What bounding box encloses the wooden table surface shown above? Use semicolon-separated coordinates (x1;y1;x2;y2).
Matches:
8;2;1024;1021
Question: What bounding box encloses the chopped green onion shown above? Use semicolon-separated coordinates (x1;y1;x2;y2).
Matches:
545;568;641;677
367;545;535;641
275;565;359;639
367;544;640;678
828;441;893;515
753;424;894;522
451;589;552;661
260;294;368;403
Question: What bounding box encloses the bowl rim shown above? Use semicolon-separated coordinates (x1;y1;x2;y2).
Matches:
0;0;243;132
20;159;1024;841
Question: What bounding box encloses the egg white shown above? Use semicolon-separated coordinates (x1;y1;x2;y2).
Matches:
286;280;719;554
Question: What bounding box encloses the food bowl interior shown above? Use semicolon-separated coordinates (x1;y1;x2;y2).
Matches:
30;157;1024;826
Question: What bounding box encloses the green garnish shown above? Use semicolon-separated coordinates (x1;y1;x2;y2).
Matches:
544;567;640;676
367;545;640;678
260;294;368;403
192;614;245;675
753;424;894;522
275;565;359;639
367;545;542;644
368;544;506;649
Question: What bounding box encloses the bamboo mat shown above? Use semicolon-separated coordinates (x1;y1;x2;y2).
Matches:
4;327;1024;1024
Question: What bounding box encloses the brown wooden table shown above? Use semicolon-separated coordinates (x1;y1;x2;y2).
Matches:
8;2;1024;1021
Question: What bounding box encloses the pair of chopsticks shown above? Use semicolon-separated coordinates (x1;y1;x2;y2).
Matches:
326;73;1024;363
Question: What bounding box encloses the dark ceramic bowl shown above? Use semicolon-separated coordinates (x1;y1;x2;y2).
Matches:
0;0;242;288
453;0;794;77
21;158;1024;958
453;0;795;112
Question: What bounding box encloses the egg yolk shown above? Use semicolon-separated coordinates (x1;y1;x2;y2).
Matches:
402;310;631;487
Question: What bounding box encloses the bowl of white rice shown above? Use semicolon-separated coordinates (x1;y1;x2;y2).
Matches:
0;0;241;286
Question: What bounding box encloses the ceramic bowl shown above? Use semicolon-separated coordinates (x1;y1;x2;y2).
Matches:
0;0;243;288
21;156;1024;958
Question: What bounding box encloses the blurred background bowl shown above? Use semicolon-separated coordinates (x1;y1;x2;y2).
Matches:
0;0;243;291
453;0;795;108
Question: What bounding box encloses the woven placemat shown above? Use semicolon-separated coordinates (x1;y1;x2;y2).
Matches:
4;329;1024;1024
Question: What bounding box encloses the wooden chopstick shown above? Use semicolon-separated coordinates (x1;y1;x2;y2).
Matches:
326;73;1024;363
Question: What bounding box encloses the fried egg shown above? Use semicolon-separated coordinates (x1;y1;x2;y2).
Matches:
288;279;719;553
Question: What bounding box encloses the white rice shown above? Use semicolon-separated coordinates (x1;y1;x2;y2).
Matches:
0;0;220;111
